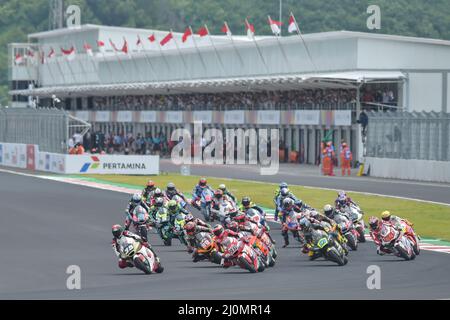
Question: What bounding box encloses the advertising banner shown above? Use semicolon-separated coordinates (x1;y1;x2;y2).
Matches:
95;111;111;122
223;110;245;124
192;111;212;124
165;111;183;124
257;111;280;125
116;111;133;123
334;110;352;126
26;144;36;170
75;111;90;122
65;155;159;175
140;111;157;123
294;110;320;125
0;143;27;169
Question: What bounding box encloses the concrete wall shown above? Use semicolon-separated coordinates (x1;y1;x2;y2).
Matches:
408;73;443;112
366;157;450;183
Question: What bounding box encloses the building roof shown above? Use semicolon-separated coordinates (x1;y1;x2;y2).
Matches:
28;25;450;47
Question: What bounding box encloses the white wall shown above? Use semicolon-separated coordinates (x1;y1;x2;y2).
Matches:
366;157;450;183
408;73;443;112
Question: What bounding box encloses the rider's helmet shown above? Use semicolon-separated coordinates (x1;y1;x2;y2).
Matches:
218;184;226;192
154;197;164;207
167;200;178;213
146;180;155;189
185;213;194;223
299;217;311;231
369;216;380;231
381;211;391;221
234;212;247;223
280;188;289;197
241;196;251;208
323;204;334;218
227;221;239;232
153;188;163;198
185;222;196;236
112;224;124;238
214;189;223;199
213;224;225;237
342;142;347;148
166;182;176;195
279;182;288;189
282;198;294;210
131;193;141;205
199;178;207;188
134;205;147;216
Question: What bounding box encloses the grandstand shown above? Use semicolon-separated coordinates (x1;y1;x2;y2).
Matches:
7;24;450;165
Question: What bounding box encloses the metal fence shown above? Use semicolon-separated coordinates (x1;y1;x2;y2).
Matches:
0;107;69;153
366;111;450;161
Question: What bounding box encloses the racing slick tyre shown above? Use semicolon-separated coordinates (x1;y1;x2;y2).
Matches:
396;245;411;261
326;248;345;266
239;256;257;273
133;256;152;274
345;234;358;251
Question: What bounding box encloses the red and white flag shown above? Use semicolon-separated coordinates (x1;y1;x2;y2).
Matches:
121;38;129;54
268;16;283;35
182;27;192;43
48;47;55;59
288;13;299;33
245;19;255;39
160;32;173;46
148;34;156;43
14;53;23;65
221;22;232;37
197;26;208;37
61;46;76;60
84;42;93;57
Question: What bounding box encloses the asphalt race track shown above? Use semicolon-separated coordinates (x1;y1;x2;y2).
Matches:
1;170;450;299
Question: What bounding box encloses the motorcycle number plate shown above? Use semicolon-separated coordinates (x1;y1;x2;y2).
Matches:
229;245;238;254
124;244;134;256
317;238;328;248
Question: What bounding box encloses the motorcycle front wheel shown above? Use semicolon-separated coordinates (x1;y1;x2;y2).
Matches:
239;256;257;273
325;247;346;266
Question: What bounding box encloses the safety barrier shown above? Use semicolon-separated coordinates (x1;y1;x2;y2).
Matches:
0;142;159;175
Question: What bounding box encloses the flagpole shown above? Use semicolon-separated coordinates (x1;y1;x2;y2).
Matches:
268;16;292;71
155;33;172;74
84;42;99;75
225;21;245;68
73;43;90;83
138;36;159;81
51;46;67;85
171;29;191;80
61;44;77;83
109;38;130;81
39;47;56;85
189;26;208;73
246;18;270;74
291;12;317;73
204;24;227;75
124;37;145;83
97;44;114;83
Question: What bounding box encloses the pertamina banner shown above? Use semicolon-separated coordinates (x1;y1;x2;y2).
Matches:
65;155;159;174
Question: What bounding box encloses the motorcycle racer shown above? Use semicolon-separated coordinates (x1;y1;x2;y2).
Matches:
185;213;211;228
167;199;190;223
111;224;158;269
218;184;236;203
191;178;214;210
142;180;157;202
368;216;392;255
335;190;357;211
381;211;419;250
124;193;150;228
164;182;187;203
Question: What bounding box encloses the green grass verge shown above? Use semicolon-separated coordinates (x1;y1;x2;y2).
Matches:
84;174;450;241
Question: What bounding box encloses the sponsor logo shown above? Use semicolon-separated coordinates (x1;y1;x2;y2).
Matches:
80;156;100;173
80;156;147;172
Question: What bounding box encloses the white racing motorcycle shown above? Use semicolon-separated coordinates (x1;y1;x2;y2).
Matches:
344;203;366;243
115;236;164;274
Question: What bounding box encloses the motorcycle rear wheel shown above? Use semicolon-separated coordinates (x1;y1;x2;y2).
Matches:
239;256;257;273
